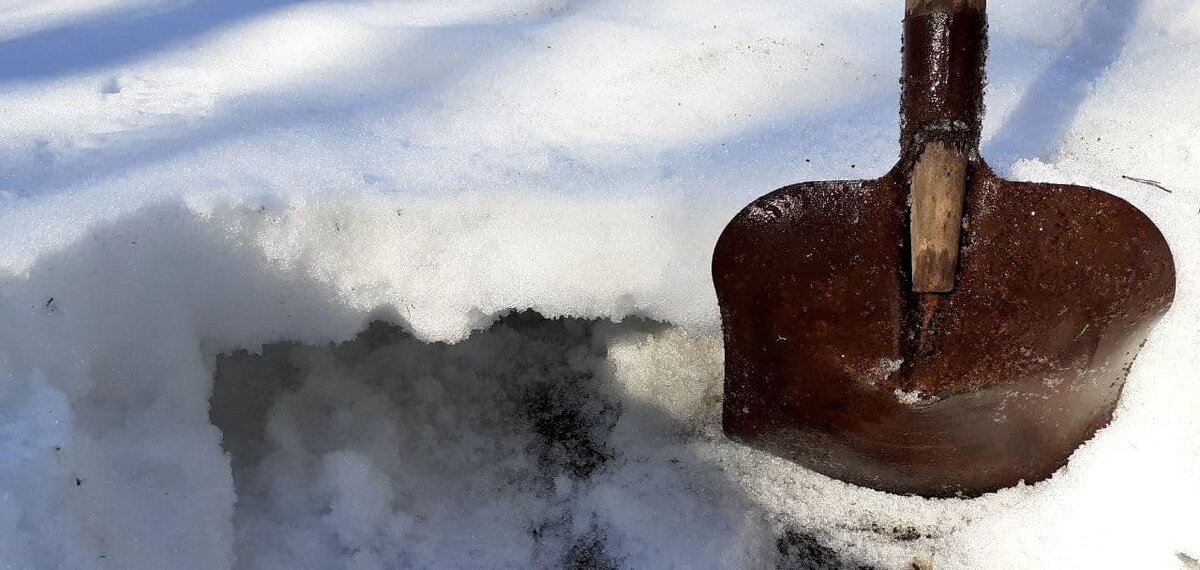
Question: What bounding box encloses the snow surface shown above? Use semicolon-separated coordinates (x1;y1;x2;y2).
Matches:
0;0;1197;568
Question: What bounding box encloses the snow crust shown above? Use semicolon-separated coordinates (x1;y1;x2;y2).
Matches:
0;0;1197;568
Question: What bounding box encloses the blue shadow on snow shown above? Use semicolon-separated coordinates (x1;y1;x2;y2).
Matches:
984;0;1140;170
0;0;307;84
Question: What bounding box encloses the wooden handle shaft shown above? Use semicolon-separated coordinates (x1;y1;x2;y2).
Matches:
904;0;983;292
910;142;968;293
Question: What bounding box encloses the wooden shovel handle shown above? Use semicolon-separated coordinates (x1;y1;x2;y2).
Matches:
910;143;968;292
903;0;985;292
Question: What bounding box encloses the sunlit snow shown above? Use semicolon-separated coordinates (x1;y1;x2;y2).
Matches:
0;1;1197;569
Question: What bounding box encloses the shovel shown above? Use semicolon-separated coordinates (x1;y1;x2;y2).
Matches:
712;0;1175;497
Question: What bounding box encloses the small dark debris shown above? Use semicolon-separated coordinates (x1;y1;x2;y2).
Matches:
75;478;83;486
564;529;620;570
892;526;921;542
836;521;937;543
523;376;619;479
776;528;875;570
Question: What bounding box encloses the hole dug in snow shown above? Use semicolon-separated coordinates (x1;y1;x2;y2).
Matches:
210;313;764;570
3;199;886;570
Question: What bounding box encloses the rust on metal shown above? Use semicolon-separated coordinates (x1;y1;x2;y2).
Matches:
712;2;1176;497
906;0;986;14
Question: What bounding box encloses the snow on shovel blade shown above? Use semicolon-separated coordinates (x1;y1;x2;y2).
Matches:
712;0;1175;497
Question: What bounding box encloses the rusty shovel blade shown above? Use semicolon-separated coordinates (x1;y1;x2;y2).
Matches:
712;1;1175;497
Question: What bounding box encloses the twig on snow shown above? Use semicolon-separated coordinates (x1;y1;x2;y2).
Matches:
1121;174;1173;194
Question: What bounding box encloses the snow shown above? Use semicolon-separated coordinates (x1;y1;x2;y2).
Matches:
0;0;1197;568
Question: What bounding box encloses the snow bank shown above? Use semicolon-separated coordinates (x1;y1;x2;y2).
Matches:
0;0;1197;568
